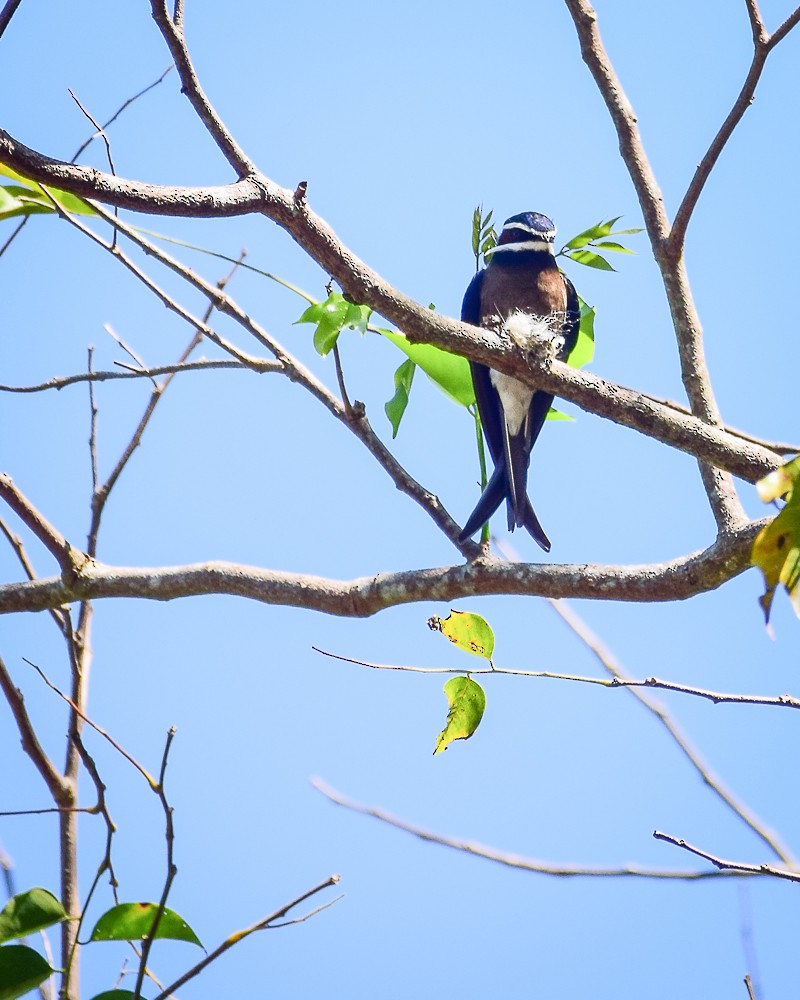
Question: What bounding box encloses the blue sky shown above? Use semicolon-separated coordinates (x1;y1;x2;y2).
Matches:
1;1;799;997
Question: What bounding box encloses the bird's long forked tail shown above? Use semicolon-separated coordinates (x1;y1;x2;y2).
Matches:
458;462;551;552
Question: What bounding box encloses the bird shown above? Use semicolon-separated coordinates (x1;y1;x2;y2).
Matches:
459;211;580;551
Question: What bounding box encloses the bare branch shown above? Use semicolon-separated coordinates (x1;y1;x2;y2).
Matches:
311;645;800;711
25;658;156;787
149;0;256;177
151;875;342;1000
670;5;800;251
0;473;88;576
312;779;745;881
0;654;66;802
0;357;275;393
0;0;24;40
0;516;67;635
562;0;745;533
0;517;768;617
550;600;795;864
70;66;173;164
653;831;800;883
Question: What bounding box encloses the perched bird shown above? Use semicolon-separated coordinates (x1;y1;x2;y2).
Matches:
459;211;580;551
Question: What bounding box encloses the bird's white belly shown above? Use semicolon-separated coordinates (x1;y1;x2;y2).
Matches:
489;370;533;436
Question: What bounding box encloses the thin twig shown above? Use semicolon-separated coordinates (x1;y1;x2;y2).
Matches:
0;654;66;800
653;831;800;883
549;599;795;864
670;4;800;251
133;728;177;1000
150;875;342;1000
312;779;744;881
0;516;67;635
70;67;173;163
0;357;278;393
310;645;800;710
87;347;99;495
24;658;155;787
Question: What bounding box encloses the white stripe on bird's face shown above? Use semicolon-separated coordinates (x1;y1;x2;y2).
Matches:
484;239;555;256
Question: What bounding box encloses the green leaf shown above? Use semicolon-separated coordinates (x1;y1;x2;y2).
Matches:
0;165;36;186
385;358;416;438
377;328;475;407
89;993;140;1000
564;218;620;250
0;185;54;219
343;301;370;335
295;293;371;356
427;609;495;660
0;187;25;219
565;299;596;370
591;241;634;254
567;249;616;271
433;676;487;754
752;457;800;625
0;945;52;1000
0;889;66;944
0;177;95;219
41;184;96;217
90;903;202;947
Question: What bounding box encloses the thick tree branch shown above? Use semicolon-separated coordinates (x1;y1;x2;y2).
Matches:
0;134;781;487
0;518;766;617
562;0;747;533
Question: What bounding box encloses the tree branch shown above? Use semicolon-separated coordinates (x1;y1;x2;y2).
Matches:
670;5;800;251
0;134;782;486
0;474;88;577
149;0;256;177
562;0;747;533
312;779;747;881
653;831;800;883
0;518;767;617
0;654;66;803
549;600;795;864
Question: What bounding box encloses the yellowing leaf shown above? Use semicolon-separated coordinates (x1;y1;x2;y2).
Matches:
433;676;486;754
756;455;800;503
752;458;800;625
427;610;494;661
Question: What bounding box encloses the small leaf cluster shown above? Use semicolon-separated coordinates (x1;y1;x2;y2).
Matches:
0;887;201;1000
559;216;643;271
471;205;497;271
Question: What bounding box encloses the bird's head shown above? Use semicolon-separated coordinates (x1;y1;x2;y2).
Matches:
486;211;556;257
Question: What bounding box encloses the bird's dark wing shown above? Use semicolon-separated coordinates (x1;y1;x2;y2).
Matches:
462;270;505;466
461;270;484;327
561;272;581;360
